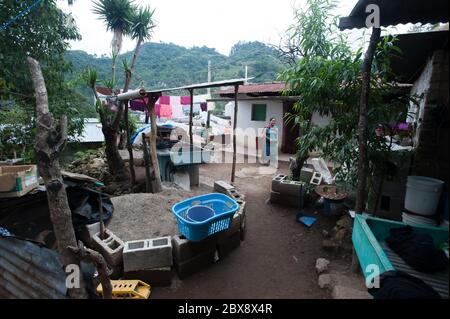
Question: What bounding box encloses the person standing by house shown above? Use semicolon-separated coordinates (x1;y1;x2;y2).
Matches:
261;117;279;167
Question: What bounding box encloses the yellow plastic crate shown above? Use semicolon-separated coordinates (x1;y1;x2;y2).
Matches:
96;280;151;299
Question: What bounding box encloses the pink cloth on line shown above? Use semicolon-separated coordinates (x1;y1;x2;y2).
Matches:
155;104;161;117
158;96;170;104
160;104;172;118
181;96;191;105
170;96;181;105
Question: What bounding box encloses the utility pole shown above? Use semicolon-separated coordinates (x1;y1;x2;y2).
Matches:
207;60;212;95
245;65;248;85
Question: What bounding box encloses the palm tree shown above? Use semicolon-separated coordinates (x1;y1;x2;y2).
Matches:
129;6;156;73
122;6;156;187
92;0;136;83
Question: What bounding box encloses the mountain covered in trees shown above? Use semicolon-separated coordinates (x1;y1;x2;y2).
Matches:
66;41;285;92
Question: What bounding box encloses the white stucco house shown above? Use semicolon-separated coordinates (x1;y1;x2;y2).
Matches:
215;83;331;155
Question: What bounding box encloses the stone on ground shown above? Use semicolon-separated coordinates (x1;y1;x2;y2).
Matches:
315;258;331;274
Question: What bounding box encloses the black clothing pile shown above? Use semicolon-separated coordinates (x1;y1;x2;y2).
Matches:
386;226;448;274
369;271;442;299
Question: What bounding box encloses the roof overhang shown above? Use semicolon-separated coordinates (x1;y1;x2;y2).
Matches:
146;78;248;95
339;0;449;30
387;30;449;83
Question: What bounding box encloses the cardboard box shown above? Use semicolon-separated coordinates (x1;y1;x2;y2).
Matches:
0;165;39;198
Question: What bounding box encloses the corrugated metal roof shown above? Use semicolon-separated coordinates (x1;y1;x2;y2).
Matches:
218;83;288;95
0;236;68;299
95;87;113;96
339;0;449;30
146;78;248;94
385;30;449;83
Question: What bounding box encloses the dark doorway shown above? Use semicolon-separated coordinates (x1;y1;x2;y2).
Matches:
281;101;299;154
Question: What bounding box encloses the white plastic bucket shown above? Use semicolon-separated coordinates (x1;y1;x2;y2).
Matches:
405;176;444;216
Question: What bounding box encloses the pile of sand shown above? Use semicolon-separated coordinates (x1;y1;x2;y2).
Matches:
107;186;208;241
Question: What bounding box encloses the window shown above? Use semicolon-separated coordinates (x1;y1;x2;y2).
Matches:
251;104;267;121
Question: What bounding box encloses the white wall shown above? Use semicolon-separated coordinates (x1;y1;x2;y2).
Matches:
408;56;434;147
228;100;332;154
230;100;284;152
79;119;104;143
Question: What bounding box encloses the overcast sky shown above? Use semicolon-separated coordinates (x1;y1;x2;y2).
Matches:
58;0;361;56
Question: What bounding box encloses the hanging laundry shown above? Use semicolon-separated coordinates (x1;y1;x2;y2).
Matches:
172;104;184;118
182;104;191;114
155;104;161;118
160;104;173;118
200;102;208;112
193;104;201;113
170;96;181;106
130;99;147;112
181;96;191;105
159;96;170;105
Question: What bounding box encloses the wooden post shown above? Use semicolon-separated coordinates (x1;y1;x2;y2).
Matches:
189;89;194;148
142;133;152;193
124;101;136;186
355;27;381;214
68;240;112;299
147;94;162;193
98;194;105;240
207;110;211;129
27;57;88;299
206;110;212;145
231;84;239;183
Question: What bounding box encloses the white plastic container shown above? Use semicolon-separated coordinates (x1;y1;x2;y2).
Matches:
405;176;444;216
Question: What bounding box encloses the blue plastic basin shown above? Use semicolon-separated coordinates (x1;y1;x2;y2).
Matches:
187;206;215;222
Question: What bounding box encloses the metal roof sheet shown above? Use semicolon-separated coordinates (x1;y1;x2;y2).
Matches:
0;236;68;299
339;0;449;30
218;83;288;95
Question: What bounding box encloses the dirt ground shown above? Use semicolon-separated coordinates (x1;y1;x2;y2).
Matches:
150;161;341;299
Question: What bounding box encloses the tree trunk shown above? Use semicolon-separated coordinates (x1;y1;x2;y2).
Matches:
147;95;162;193
68;241;112;299
130;38;143;75
111;30;123;85
121;38;143;188
142;133;153;193
103;125;129;181
27;57;88;299
118;131;126;150
125;102;136;186
290;156;308;181
355;28;381;214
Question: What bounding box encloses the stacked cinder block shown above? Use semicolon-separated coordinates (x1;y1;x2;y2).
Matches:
214;180;246;241
214;180;235;194
91;228;125;279
169;181;246;279
171;235;217;279
123;236;173;287
270;175;305;208
271;174;287;193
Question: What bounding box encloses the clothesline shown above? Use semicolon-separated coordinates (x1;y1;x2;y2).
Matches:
130;95;208;119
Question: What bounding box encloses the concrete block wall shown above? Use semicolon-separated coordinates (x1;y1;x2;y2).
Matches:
278;180;305;197
214;180;235;194
270;191;302;208
413;49;449;183
92;229;125;267
123;267;172;287
123;236;173;272
272;174;287;192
